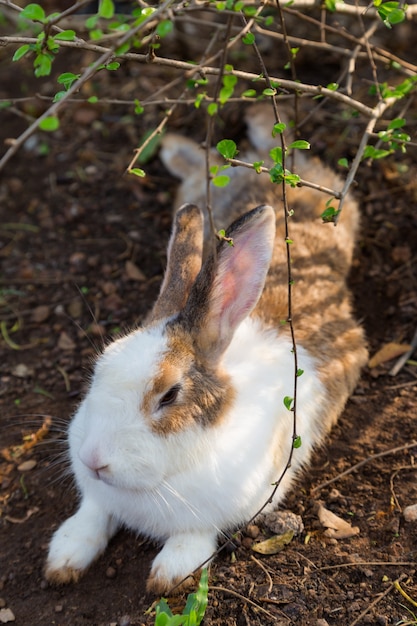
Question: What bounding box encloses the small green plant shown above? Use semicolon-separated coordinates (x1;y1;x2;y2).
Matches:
153;569;208;626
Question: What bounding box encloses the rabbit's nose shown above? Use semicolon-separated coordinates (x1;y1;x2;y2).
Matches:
78;442;108;474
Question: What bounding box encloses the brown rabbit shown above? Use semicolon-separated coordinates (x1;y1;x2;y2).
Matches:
45;104;367;594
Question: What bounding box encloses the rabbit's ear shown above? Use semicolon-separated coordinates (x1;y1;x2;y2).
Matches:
160;134;205;180
180;205;276;362
149;204;204;323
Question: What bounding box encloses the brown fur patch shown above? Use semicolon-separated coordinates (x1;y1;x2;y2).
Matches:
141;325;236;435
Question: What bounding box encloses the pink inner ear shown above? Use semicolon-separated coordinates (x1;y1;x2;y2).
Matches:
213;227;272;337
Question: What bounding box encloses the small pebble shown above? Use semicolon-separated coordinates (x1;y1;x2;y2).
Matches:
11;364;33;379
316;620;330;626
31;305;50;323
118;616;131;626
54;605;63;613
261;510;304;536
106;566;117;579
0;608;15;623
246;524;260;539
403;503;417;522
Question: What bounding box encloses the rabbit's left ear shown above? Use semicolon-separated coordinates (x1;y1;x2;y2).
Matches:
148;204;204;323
180;204;276;363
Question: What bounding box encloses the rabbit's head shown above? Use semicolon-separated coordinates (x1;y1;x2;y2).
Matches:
70;204;276;495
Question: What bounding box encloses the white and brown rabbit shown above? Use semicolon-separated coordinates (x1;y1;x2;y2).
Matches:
45;104;367;594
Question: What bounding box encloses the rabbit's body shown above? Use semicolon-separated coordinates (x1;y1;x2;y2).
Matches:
45;105;367;593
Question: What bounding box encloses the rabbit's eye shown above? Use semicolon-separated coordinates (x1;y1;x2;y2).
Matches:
159;384;181;408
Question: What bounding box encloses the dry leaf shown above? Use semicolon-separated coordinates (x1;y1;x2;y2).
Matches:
17;459;37;472
251;530;294;555
125;260;146;282
368;342;412;368
57;331;76;351
318;504;360;539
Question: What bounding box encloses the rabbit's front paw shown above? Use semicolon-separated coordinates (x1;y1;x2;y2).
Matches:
45;503;116;584
146;531;216;594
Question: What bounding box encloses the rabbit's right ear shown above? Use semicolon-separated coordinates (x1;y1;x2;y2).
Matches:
160;134;205;181
179;205;276;363
148;204;204;323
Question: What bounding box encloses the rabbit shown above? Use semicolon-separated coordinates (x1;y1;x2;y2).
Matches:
45;104;367;595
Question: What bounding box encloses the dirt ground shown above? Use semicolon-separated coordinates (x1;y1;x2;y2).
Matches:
1;12;417;626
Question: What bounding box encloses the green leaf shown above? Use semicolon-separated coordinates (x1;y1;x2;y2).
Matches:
207;102;218;116
134;99;144;114
194;569;209;623
89;29;104;40
105;61;120;71
34;53;53;77
213;175;230;187
272;122;286;136
269;146;283;164
293;435;302;449
325;0;337;10
219;86;233;105
54;30;76;41
156;19;174;37
253;160;264;173
263;87;277;97
242;32;255;45
269;163;284;184
243;5;258;15
326;82;339;91
296;368;304;377
222;74;237;89
283;396;293;410
289;140;310;150
99;0;115;19
387;117;406;130
39;116;59;131
377;1;406;25
216;139;237;159
338;157;349;168
242;89;257;97
284;173;301;187
85;15;98;29
88;95;98;103
21;3;45;22
321;206;340;223
129;168;146;177
363;145;392;160
12;45;31;62
46;36;60;54
52;90;66;103
57;72;80;90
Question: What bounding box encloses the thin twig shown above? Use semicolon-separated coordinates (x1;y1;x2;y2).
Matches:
204;16;234;252
250;555;274;594
312;440;417;493
334;97;396;223
348;574;408;626
227;157;340;198
0;36;386;116
318;561;415;572
209;585;280;621
390;464;417;512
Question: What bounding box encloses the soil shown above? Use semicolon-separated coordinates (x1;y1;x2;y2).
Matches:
1;13;417;626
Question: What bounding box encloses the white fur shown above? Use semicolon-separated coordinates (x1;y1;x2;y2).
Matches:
46;317;324;588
